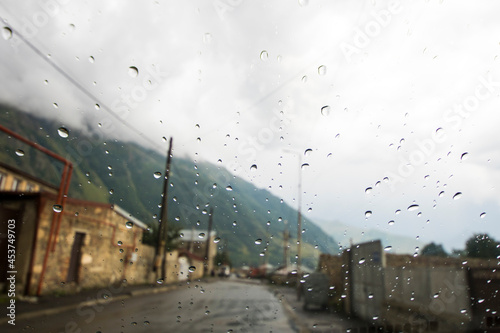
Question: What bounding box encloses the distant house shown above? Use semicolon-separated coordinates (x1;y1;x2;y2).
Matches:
0;191;155;296
177;229;217;279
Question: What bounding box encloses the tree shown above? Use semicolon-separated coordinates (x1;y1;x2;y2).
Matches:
421;242;448;257
465;233;500;259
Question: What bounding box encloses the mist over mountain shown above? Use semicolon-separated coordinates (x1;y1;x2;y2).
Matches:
0;105;338;268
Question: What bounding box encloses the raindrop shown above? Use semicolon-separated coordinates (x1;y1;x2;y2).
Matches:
88;56;95;63
109;189;114;194
255;239;263;245
57;127;69;138
128;66;139;78
203;32;212;44
301;163;309;170
453;192;462;200
460;152;469;161
318;65;327;76
368;293;374;299
480;212;486;218
52;204;63;213
250;164;257;171
260;50;268;61
321;105;331;116
359;258;366;264
407;204;419;211
395;209;401;215
153;172;162;179
365;211;372;218
304;148;312;156
232;221;237;226
478;298;485;304
2;27;13;40
213;237;221;243
117;241;123;246
188;266;196;273
438;191;445;197
388;220;395;225
384;246;392;251
95;104;100;110
102;294;109;300
301;75;308;83
225;186;233;191
365;187;373;194
198;232;205;238
15;149;25;157
125;221;133;229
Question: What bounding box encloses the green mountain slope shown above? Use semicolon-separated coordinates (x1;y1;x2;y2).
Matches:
0;105;338;268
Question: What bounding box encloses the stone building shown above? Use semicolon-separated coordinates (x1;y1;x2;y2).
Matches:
177;229;218;278
0;191;156;296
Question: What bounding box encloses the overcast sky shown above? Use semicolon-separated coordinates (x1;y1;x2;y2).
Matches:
1;0;499;252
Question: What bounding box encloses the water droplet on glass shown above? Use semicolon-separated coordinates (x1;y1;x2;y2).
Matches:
388;220;395;225
453;192;462;200
198;232;205;238
301;163;309;170
203;32;212;44
225;186;233;191
318;65;327;76
153;172;162;179
88;56;95;63
213;237;221;243
384;246;392;251
407;204;419;211
102;294;109;300
232;221;237;226
359;258;366;264
365;187;373;194
395;209;401;215
250;164;257;171
368;293;374;299
365;211;372;218
109;189;114;195
117;241;123;246
304;148;312;156
57;127;69;138
95;104;100;110
53;204;63;213
2;27;13;40
255;239;262;245
460;152;469;161
480;212;486;218
478;298;485;304
15;149;25;157
301;75;308;83
125;221;133;229
438;191;445;197
321;105;331;116
260;50;268;61
188;266;196;273
128;66;139;78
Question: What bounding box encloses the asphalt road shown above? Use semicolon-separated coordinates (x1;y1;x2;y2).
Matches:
5;280;297;333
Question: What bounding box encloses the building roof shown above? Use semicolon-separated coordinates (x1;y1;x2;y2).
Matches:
179;229;217;242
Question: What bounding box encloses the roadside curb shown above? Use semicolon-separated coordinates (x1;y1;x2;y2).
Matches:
0;285;176;326
273;290;310;333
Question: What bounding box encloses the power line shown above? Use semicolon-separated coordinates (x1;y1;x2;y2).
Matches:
0;13;163;151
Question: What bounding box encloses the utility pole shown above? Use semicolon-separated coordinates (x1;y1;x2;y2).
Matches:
283;220;289;270
283;149;303;301
155;137;173;282
296;154;303;301
204;207;214;276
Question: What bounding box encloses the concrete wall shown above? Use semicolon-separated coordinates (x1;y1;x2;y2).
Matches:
349;240;385;325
